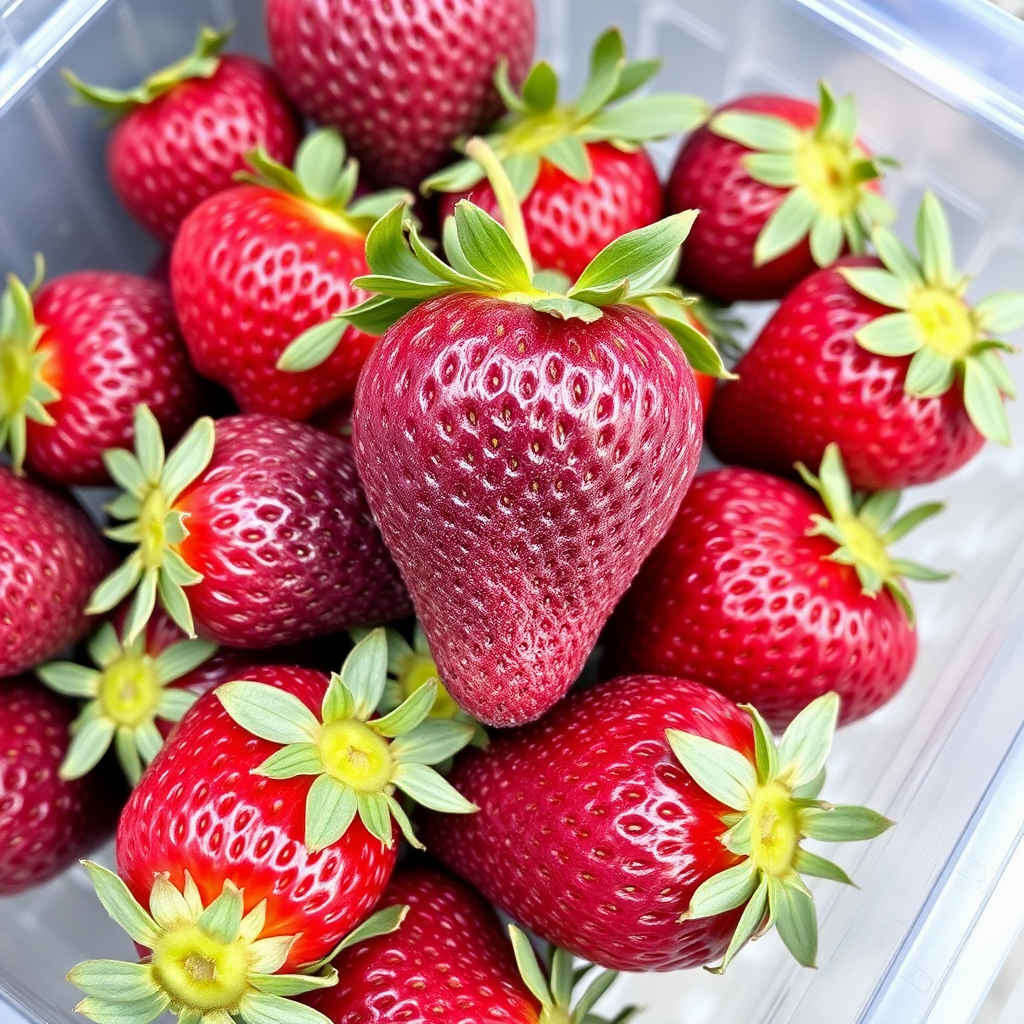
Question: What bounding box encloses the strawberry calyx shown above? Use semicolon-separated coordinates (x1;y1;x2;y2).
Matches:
64;24;232;121
68;862;406;1024
710;82;896;268
87;405;215;644
796;443;948;624
216;629;477;853
670;693;894;972
839;192;1023;444
509;927;638;1024
37;620;216;785
422;28;708;201
0;255;56;474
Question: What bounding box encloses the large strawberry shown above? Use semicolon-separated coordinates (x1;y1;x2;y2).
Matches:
0;677;123;895
708;194;1023;488
344;145;724;727
0;264;204;485
421;681;892;972
172;129;405;420
69;631;473;1024
66;25;301;244
307;866;633;1024
87;407;411;647
605;446;946;728
0;467;115;678
265;0;537;188
425;29;708;281
666;83;894;302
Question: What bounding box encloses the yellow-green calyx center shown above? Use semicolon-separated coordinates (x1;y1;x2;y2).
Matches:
151;924;250;1012
320;719;393;792
504;109;578;157
139;488;170;569
748;781;801;878
909;286;975;360
539;1007;574;1024
98;654;161;728
796;137;862;218
0;342;34;415
835;515;893;582
399;655;459;720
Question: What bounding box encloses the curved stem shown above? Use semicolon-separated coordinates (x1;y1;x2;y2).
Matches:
464;137;534;273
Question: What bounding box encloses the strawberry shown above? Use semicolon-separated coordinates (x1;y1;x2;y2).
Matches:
306;865;633;1024
605;446;947;728
87;407;412;648
666;83;894;302
265;0;537;188
425;29;707;282
172;129;406;421
0;677;123;895
708;194;1023;489
65;25;301;245
421;681;892;972
343;144;724;726
0;264;205;485
686;296;743;425
0;467;115;678
68;631;472;1024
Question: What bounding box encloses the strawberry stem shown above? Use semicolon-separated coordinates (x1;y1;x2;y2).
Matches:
464;137;533;272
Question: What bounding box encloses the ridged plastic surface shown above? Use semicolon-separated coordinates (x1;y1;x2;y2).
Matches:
3;1;1024;1023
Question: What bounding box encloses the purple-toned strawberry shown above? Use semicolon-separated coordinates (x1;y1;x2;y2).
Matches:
66;25;301;244
0;467;115;678
265;0;537;188
708;194;1023;489
421;680;892;972
666;83;894;302
0;677;123;895
86;407;411;647
0;264;205;485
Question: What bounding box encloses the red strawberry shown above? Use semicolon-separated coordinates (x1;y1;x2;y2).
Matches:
0;265;205;485
0;467;115;678
87;408;412;648
427;29;707;281
0;677;123;895
605;446;947;728
666;84;893;302
265;0;537;188
65;25;300;245
708;195;1022;489
172;129;404;421
420;680;892;972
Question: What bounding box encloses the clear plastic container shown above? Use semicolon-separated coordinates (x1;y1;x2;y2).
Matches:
3;1;1024;1022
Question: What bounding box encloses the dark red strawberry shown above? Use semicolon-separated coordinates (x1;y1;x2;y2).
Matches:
667;84;893;302
427;29;707;281
265;0;537;188
708;195;1022;489
0;677;123;895
87;408;411;648
0;265;205;485
172;129;404;420
0;467;115;678
66;25;300;245
605;446;947;728
420;679;892;972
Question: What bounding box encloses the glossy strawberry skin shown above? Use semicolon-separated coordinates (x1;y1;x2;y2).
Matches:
0;678;123;895
0;469;115;678
25;272;205;486
109;55;301;245
307;866;541;1023
265;0;537;188
418;675;753;971
352;294;702;727
668;95;825;303
438;143;663;282
604;468;917;728
174;416;412;648
117;665;397;969
171;185;377;421
707;257;985;490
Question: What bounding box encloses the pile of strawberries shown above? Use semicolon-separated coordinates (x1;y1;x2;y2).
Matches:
2;1;1021;1022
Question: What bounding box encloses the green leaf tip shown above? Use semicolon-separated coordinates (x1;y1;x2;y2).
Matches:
670;692;894;972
